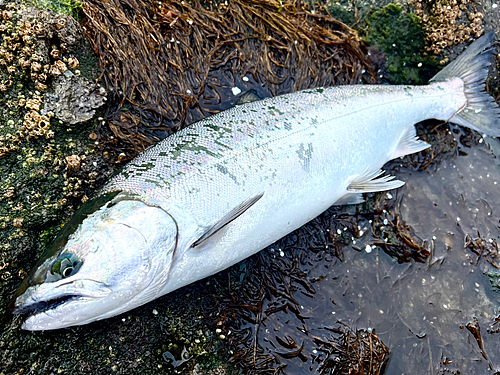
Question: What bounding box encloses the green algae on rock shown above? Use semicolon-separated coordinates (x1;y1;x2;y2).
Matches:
364;3;438;84
22;0;83;19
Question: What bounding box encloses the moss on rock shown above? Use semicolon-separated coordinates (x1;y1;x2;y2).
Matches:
22;0;83;19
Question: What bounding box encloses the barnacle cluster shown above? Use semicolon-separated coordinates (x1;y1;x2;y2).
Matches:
408;0;484;56
0;4;82;160
0;4;109;258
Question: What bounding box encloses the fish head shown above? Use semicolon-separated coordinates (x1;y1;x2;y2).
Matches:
11;193;178;330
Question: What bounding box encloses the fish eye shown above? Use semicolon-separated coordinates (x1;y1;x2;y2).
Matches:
48;253;81;281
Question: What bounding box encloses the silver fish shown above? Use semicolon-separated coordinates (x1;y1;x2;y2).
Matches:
12;32;500;330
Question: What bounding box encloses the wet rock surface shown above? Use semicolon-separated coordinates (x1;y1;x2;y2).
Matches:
42;70;107;124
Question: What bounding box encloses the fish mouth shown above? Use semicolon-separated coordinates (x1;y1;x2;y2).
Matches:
11;278;112;321
11;294;82;316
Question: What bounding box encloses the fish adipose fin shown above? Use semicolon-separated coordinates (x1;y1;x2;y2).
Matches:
391;126;431;160
430;31;500;136
192;192;264;248
347;167;404;193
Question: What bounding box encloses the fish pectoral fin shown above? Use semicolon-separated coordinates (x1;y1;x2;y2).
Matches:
391;126;431;160
347;167;404;193
192;192;264;248
334;193;364;205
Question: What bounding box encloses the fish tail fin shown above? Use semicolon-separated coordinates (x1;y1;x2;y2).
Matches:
430;31;500;137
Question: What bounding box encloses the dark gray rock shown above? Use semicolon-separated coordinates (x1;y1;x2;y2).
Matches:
42;70;107;124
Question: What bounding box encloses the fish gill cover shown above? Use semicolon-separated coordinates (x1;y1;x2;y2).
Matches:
80;0;378;160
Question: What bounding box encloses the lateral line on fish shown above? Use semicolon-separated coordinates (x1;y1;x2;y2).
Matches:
169;90;459;186
309;90;458;124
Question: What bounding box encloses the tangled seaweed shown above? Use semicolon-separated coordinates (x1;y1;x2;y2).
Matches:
210;205;394;374
465;233;499;267
313;324;390;375
369;190;431;263
81;0;378;159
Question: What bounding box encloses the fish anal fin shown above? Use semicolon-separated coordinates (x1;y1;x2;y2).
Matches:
391;126;431;160
192;192;264;248
348;167;405;193
334;193;364;206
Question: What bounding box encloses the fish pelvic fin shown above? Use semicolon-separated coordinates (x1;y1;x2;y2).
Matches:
430;31;500;137
334;192;364;206
347;167;404;194
337;168;404;205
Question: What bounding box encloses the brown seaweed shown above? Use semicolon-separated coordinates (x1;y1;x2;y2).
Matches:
465;233;499;268
364;190;431;264
313;324;390;375
81;0;378;160
461;317;494;371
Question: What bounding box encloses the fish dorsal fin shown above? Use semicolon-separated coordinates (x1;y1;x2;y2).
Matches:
192;192;264;248
334;192;364;206
391;126;430;160
348;167;404;193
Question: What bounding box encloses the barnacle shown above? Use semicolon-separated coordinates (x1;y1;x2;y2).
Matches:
30;61;42;72
65;155;81;171
0;5;102;243
12;217;23;228
48;59;67;76
408;0;484;55
50;48;60;59
34;81;47;91
67;56;79;69
0;4;84;160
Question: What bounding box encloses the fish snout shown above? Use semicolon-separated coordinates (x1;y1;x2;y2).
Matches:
11;278;112;329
